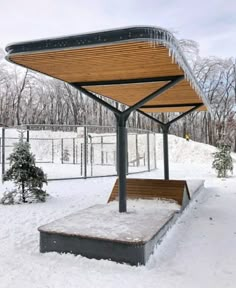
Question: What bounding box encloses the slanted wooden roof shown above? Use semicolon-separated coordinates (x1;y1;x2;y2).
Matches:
5;27;209;113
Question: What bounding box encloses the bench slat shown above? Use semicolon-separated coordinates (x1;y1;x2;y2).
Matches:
108;178;190;206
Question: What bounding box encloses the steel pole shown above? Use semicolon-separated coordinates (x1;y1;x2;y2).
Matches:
117;115;129;212
162;125;169;180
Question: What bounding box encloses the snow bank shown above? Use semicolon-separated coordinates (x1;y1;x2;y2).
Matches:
155;134;217;163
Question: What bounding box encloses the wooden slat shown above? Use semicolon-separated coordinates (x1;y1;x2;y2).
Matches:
108;178;190;206
83;79;204;112
84;79;203;109
141;105;207;113
84;82;168;104
10;42;184;83
9;40;206;113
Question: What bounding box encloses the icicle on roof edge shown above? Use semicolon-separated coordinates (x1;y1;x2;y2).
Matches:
145;27;211;112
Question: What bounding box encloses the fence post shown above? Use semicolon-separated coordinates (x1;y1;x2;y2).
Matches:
75;145;78;164
135;134;139;167
80;143;83;176
101;136;104;165
2;128;5;178
0;137;1;164
90;142;93;177
73;138;75;164
154;132;157;169
61;138;64;164
52;139;54;163
147;132;150;171
84;126;87;179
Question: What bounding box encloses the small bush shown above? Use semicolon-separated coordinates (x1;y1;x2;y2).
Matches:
0;189;19;205
62;148;70;162
1;138;47;204
212;143;233;178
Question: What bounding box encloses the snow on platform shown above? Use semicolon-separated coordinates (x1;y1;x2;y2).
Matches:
39;199;180;244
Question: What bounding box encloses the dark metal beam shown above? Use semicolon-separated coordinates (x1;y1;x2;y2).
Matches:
167;104;203;126
123;76;184;117
137;110;164;126
71;84;121;116
72;75;182;86
138;103;203;127
141;103;203;109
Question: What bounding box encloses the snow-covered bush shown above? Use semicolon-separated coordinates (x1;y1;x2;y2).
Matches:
212;144;233;178
0;189;19;205
1;138;47;204
62;148;70;162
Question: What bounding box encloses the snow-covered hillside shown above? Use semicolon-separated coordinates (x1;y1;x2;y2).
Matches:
155;134;218;163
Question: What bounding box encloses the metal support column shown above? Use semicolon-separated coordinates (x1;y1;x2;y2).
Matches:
162;125;170;180
116;114;129;213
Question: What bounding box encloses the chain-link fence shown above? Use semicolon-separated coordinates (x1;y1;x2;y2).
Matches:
0;125;157;180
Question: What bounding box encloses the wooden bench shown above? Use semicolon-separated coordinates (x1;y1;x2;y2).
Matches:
108;178;191;208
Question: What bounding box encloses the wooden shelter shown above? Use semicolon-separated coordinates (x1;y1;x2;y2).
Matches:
6;26;209;212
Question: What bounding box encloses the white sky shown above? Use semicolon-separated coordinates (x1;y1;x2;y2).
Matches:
0;0;235;58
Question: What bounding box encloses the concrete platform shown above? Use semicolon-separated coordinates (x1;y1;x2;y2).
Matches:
38;180;204;265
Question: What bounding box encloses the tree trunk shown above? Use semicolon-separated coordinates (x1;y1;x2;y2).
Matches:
16;70;28;125
22;181;26;203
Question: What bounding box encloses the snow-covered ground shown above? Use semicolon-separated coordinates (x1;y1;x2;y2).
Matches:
1;135;236;288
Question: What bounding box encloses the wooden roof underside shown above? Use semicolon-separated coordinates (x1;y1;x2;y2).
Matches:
7;32;208;113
